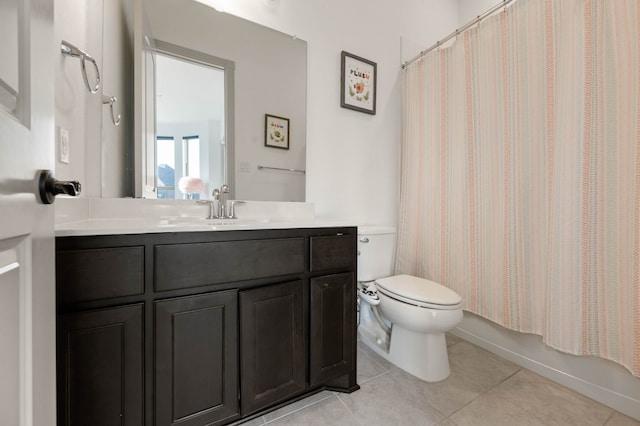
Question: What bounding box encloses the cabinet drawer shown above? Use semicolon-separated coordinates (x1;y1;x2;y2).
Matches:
154;238;305;291
57;247;145;304
309;235;356;272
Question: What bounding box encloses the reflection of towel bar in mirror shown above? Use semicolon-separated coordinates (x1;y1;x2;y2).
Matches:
60;40;101;94
102;95;121;126
257;165;305;174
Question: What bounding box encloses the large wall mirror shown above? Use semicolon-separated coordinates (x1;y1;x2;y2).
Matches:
55;0;307;202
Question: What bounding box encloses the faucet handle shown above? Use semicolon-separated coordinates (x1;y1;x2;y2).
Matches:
196;200;218;219
221;184;229;194
228;200;246;219
212;188;220;200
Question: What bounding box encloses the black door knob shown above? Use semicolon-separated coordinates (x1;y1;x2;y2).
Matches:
38;169;81;204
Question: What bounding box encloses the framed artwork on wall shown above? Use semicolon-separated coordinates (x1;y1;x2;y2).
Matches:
340;51;377;115
265;114;290;150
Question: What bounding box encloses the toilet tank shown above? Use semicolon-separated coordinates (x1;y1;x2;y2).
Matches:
357;226;396;282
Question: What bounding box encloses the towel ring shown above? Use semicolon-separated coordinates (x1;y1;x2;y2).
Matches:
102;95;121;126
61;40;101;94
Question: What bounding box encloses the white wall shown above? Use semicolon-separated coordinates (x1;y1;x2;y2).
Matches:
457;0;499;25
55;0;133;198
54;0;103;197
212;0;459;224
102;0;134;198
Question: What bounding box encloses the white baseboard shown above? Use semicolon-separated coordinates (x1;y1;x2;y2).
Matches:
450;312;640;421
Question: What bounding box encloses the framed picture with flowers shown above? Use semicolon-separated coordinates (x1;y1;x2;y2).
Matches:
265;114;290;150
340;51;377;115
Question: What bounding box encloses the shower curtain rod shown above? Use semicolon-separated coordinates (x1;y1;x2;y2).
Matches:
401;0;516;69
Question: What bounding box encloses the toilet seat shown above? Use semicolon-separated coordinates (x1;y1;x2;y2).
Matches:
375;274;462;310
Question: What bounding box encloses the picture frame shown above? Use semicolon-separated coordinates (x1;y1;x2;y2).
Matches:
340;51;377;115
264;114;290;150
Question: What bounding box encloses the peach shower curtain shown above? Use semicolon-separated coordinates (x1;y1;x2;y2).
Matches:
398;0;640;376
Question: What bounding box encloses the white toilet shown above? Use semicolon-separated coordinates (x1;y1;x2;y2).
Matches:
357;226;463;382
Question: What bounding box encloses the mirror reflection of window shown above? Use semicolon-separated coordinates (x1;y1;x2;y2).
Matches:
156;136;175;199
155;52;226;199
183;136;200;178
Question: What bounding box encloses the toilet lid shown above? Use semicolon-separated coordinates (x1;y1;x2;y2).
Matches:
375;274;462;309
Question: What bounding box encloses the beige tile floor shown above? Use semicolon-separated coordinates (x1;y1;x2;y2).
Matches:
241;334;640;426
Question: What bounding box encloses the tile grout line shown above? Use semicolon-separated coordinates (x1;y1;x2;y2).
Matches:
335;393;361;423
442;366;524;423
488;369;561;426
601;411;615;426
358;368;395;385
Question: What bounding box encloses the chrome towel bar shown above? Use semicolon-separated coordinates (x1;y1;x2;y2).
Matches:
61;40;101;94
257;165;305;174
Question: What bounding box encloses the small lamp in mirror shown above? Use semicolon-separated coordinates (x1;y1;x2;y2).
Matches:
178;176;204;200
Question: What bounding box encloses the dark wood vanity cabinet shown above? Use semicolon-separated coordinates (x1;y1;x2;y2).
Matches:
56;227;358;426
309;273;356;387
240;280;306;415
57;304;143;426
155;291;238;426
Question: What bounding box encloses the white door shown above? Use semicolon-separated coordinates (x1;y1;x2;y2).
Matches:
0;0;57;424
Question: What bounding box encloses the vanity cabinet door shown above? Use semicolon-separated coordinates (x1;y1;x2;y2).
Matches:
239;280;305;415
309;273;356;387
155;291;239;426
57;304;143;426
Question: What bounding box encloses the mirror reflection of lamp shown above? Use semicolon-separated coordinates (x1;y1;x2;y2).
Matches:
178;176;204;199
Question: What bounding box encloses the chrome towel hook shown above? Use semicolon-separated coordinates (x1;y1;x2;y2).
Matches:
102;95;121;126
61;40;101;94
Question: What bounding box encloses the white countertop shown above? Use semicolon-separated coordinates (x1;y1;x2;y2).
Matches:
55;198;355;237
55;217;355;237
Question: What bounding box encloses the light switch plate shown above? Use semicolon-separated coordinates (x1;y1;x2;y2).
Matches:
58;127;69;164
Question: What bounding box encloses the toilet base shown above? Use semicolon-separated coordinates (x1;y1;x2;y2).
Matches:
389;327;451;382
358;324;452;382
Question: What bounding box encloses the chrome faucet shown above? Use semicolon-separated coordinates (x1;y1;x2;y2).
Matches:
218;185;229;218
198;185;244;219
